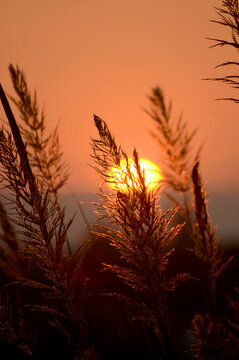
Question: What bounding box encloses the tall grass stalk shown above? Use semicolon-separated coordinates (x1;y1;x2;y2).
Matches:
91;114;191;359
0;67;95;359
144;86;201;237
206;0;239;102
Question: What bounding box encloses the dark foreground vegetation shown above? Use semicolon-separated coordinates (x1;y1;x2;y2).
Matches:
0;1;239;359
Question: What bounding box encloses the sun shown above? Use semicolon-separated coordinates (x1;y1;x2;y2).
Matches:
108;157;162;192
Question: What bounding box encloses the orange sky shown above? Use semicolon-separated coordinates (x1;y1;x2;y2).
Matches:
0;0;239;194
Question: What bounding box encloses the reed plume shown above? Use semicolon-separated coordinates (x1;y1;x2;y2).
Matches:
206;0;239;102
91;114;190;359
0;67;94;359
145;86;200;195
190;162;234;359
144;87;202;239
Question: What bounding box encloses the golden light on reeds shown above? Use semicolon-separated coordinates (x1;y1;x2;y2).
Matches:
108;157;162;192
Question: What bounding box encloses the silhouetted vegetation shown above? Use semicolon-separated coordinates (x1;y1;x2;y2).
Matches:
0;1;239;359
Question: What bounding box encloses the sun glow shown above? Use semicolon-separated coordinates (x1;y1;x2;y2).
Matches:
108;158;162;192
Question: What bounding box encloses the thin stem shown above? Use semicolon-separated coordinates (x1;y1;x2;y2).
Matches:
0;83;72;255
0;83;49;243
183;191;193;237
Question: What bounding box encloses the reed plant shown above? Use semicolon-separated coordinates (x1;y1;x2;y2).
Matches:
0;66;95;359
206;0;239;102
91;115;191;359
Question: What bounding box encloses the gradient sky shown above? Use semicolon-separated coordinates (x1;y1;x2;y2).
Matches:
0;0;239;194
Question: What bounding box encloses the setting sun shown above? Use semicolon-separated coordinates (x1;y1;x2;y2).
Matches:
108;157;162;192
